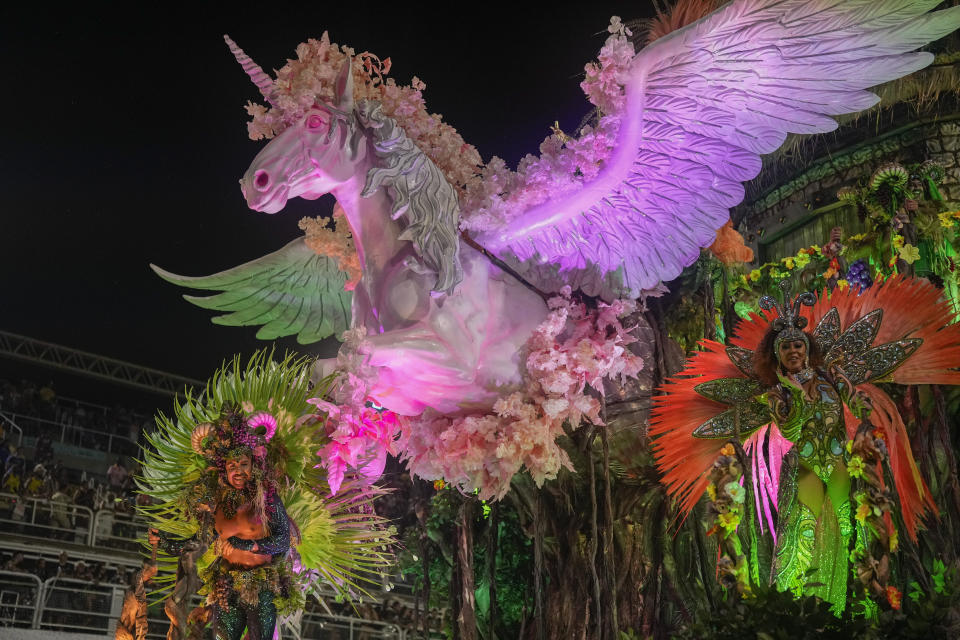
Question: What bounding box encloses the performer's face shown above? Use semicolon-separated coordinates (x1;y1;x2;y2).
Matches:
778;339;807;373
225;455;252;490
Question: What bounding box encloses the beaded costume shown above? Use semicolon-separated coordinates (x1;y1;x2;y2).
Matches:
650;276;960;612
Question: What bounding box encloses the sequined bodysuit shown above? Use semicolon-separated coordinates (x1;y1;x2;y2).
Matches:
769;370;855;614
777;376;846;483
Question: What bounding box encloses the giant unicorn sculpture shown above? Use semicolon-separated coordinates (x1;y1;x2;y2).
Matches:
155;0;960;418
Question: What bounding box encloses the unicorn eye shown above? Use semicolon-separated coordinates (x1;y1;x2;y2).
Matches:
306;113;329;131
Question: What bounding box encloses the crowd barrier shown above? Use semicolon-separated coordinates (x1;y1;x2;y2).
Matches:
0;493;146;549
1;410;138;458
0;570;436;639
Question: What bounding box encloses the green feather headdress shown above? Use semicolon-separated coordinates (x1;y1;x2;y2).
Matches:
137;349;396;602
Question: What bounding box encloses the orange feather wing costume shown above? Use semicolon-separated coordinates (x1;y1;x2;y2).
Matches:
650;275;960;540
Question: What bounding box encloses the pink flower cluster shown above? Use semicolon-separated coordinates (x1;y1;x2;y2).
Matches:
299;203;363;291
310;326;403;495
459;20;635;233
398;288;645;500
244;32;482;194
310;397;403;496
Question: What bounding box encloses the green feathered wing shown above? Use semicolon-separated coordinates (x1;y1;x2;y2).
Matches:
137;349;395;601
150;238;352;344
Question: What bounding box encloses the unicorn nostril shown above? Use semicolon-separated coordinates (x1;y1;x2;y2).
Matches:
254;170;270;191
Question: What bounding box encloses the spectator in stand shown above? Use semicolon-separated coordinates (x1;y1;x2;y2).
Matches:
34;433;54;467
0;439;10;474
25;464;53;498
38;381;56;405
2;459;23;494
49;483;73;537
107;458;129;491
56;551;71;577
3;551;26;572
0;461;22;517
36;557;55;581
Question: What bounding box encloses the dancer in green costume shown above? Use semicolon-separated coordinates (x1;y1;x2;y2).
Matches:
650;277;960;612
753;316;869;611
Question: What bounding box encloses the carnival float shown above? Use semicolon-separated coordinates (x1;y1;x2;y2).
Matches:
137;1;960;638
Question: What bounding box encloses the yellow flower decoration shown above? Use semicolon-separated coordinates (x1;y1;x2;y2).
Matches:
717;511;741;533
707;483;717;501
855;503;871;523
847;455;865;478
892;234;905;249
749;269;762;282
899;243;921;265
719;443;736;456
836;279;850;291
939;212;956;228
794;252;810;269
889;528;899;553
782;257;795;270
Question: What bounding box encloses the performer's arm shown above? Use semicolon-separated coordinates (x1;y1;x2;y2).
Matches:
828;365;872;419
226;495;291;556
765;374;806;442
150;529;209;556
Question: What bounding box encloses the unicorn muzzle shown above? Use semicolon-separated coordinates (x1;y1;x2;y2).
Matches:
240;166;288;214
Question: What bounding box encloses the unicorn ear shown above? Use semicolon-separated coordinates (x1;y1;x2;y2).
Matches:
335;57;354;112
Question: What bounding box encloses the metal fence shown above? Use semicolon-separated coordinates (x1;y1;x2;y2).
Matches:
0;493;148;549
37;576;124;635
0;570;42;629
0;410;23;447
0;571;431;639
0;493;93;545
0;410;139;457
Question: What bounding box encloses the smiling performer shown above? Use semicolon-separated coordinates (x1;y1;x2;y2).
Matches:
651;277;960;613
151;408;292;640
139;354;396;640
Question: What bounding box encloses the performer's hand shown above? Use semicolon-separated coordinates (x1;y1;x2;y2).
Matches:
851;390;873;415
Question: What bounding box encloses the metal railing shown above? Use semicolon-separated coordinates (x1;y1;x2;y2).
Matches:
91;509;149;551
1;410;139;457
0;410;23;447
0;573;432;640
0;570;42;628
0;493;93;545
37;576;124;635
302;611;402;639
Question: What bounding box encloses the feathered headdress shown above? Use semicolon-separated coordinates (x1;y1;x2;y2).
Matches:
759;280;816;353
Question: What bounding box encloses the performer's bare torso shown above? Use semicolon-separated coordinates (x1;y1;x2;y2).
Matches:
215;503;272;567
216;454;271;567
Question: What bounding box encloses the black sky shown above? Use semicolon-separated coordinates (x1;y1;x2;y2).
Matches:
1;1;649;392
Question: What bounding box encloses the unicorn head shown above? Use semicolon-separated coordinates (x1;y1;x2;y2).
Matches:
237;55;362;214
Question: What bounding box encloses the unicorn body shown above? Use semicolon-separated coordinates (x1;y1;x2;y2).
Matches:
164;2;960;416
240;70;547;416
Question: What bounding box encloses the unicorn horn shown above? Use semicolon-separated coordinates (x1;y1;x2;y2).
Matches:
224;34;277;106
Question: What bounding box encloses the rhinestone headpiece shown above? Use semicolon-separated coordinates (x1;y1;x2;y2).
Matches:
759;280;816;354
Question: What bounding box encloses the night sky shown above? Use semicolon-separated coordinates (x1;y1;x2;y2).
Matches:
1;2;647;404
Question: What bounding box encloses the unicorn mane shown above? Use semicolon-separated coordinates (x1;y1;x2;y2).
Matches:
357;99;463;294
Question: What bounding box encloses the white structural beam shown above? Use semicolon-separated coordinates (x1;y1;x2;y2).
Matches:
0;329;202;397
